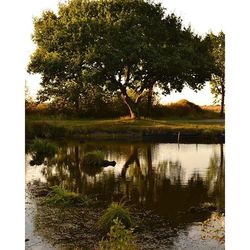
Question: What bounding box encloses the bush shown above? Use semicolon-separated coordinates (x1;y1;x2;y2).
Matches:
83;151;105;167
45;186;92;206
31;138;57;157
151;99;204;118
99;218;138;250
98;202;132;233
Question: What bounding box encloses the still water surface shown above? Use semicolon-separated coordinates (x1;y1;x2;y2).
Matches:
25;141;224;249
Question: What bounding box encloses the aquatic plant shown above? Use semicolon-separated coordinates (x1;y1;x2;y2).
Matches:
83;151;105;166
98;202;132;233
99;218;138;250
45;186;92;206
201;212;225;244
31;138;57;157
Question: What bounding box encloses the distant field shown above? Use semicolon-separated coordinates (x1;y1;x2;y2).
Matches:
201;105;222;113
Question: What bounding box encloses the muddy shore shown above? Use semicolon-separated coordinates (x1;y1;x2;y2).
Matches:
26;181;224;250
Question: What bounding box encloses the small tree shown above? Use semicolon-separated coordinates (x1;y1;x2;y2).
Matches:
207;31;225;116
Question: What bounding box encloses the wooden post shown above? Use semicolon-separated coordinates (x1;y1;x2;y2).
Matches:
177;131;180;144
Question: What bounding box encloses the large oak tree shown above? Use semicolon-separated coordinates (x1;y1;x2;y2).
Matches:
28;0;213;118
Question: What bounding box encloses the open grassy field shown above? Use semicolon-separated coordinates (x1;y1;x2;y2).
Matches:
26;116;225;143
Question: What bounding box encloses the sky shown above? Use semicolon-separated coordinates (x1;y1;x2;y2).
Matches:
24;0;225;105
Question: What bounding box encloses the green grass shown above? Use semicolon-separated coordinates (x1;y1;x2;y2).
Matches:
45;186;92;206
26;116;224;141
99;218;138;250
83;151;105;166
31;138;57;156
98;202;132;233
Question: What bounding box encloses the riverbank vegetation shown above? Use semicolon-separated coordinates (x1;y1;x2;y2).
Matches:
99;218;138;250
45;185;92;206
98;202;132;233
26;115;224;143
83;151;105;167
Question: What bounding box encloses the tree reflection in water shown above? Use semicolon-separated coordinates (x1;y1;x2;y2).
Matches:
206;144;225;210
27;142;224;222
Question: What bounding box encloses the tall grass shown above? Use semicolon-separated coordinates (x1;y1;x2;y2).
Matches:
45;186;92;206
83;151;105;166
98;202;132;233
31;138;57;157
26;121;67;139
99;218;138;250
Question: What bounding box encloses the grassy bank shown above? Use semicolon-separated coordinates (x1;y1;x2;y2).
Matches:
26;117;225;143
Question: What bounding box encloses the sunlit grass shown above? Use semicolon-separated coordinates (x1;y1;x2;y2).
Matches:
45;186;92;206
26;116;224;140
99;218;138;250
98;202;132;233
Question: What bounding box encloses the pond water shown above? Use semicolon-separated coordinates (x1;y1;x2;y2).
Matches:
25;141;224;249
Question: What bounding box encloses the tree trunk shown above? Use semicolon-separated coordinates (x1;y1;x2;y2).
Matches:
122;95;140;119
147;86;153;117
75;96;80;113
220;85;225;117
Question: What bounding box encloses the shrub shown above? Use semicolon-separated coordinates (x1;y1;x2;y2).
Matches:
149;99;211;119
26;122;67;139
83;151;105;167
45;186;92;206
98;202;131;233
31;138;57;157
99;218;138;250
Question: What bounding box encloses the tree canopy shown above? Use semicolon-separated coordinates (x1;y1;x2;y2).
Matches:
28;0;214;118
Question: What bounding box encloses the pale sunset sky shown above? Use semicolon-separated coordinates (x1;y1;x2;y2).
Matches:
24;0;225;105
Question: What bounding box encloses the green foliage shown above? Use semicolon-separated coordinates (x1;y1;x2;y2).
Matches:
99;218;138;250
45;185;92;206
169;99;203;116
83;151;105;166
26;122;67;139
201;212;225;244
206;31;225;114
31;138;57;157
98;202;132;233
28;0;213;118
149;99;207;119
25;82;37;113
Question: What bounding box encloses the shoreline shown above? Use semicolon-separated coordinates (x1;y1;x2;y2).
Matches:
26;118;225;143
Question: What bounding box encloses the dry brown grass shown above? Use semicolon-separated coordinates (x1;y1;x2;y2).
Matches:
201;105;221;113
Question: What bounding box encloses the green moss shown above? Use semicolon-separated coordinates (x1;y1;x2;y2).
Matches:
98;202;132;233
